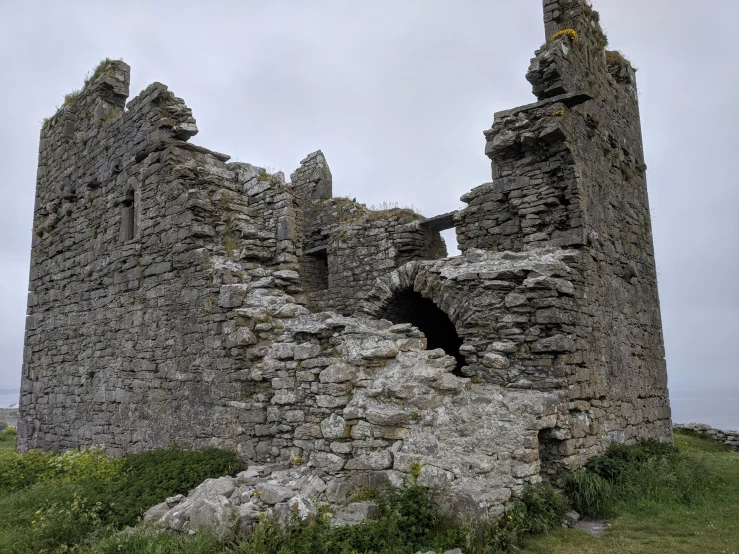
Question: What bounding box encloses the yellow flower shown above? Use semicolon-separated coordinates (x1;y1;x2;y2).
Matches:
552;109;565;117
551;28;578;42
35;510;41;515
40;517;45;521
31;520;37;525
508;515;513;520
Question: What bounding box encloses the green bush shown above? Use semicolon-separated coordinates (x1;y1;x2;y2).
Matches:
46;447;124;482
0;445;245;554
0;448;56;492
30;493;106;553
0;446;123;493
0;426;17;442
100;446;245;526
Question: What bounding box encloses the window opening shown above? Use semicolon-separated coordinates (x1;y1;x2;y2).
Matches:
121;189;135;241
302;246;329;292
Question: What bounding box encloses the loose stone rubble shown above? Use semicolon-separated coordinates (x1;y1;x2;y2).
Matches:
142;463;384;536
19;0;673;528
674;423;739;451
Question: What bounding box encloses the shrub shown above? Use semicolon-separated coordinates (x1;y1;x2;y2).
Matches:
565;439;714;517
30;493;106;552
0;449;56;492
45;447;123;483
550;28;578;42
0;426;16;442
100;446;245;526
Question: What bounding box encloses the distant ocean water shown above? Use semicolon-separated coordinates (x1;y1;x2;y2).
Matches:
670;385;739;431
0;390;19;409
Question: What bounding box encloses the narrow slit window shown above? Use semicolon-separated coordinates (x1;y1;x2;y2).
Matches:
121;190;135;241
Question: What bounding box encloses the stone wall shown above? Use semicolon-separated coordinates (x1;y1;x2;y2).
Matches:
311;210;447;314
674;423;739;452
21;60;302;454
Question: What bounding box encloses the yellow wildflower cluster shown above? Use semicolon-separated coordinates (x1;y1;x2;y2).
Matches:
552;109;565;117
551;28;578;42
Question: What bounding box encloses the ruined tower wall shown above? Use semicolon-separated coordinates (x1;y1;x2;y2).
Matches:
312;213;446;315
19;61;302;453
454;0;671;456
20;71;561;514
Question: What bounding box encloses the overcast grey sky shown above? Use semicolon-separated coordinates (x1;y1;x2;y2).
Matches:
0;1;737;392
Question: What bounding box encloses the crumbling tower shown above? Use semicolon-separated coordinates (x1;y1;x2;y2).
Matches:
18;0;670;503
451;0;670;444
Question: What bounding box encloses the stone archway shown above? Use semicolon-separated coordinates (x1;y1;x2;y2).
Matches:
379;288;466;373
361;262;470;375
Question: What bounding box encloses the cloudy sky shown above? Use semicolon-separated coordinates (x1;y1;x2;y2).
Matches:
0;0;737;394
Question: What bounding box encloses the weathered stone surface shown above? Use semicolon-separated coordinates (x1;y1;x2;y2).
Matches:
320;414;348;439
191;476;237;499
331;501;379;527
256;483;294;505
143;501;169;523
188;496;235;538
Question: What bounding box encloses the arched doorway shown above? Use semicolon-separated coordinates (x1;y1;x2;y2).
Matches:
379;288;466;375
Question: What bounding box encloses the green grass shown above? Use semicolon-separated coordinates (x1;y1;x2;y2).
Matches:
520;431;739;554
0;430;736;553
0;435;244;553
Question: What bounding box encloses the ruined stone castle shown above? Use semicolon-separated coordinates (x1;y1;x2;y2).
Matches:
19;0;671;516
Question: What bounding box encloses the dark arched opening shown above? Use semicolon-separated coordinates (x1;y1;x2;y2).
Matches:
379;289;465;375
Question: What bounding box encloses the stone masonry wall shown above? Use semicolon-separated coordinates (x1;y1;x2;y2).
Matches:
20;60;302;453
674;423;739;452
312;211;447;314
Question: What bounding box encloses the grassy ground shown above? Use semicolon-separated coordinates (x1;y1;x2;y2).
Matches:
0;429;736;553
520;432;739;554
